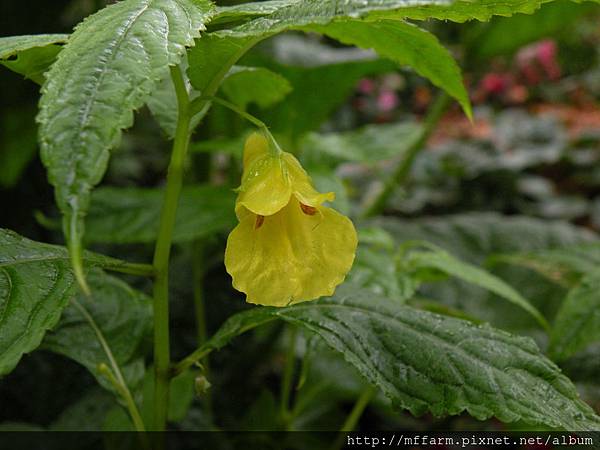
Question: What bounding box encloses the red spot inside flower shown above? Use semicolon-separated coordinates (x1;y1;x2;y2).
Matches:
300;204;317;216
255;215;265;229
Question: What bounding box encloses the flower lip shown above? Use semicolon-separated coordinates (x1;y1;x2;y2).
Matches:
225;196;358;307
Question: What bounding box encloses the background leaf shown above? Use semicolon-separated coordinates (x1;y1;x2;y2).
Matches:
0;229;120;375
43;270;152;392
0;108;38;188
550;270;600;361
405;249;549;329
302;122;422;163
221;66;292;110
262;58;396;141
0;34;67;83
83;185;236;244
307;20;471;117
372;213;595;330
37;0;214;281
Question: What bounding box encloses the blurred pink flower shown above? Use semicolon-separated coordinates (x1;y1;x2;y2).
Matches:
480;73;511;94
536;39;561;80
376;90;399;112
516;39;561;84
357;78;376;94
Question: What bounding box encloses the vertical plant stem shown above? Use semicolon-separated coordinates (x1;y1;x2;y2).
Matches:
330;386;376;450
152;65;191;431
280;326;298;426
362;92;450;218
192;239;213;414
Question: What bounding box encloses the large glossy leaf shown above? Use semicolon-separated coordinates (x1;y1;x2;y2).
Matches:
213;0;575;27
0;229;127;375
212;0;299;25
0;34;67;83
37;0;214;286
550;270;600;361
43;270;152;391
189;285;600;430
84;185;236;244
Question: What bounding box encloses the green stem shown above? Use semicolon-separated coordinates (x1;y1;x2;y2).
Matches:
340;386;375;432
104;261;155;278
72;298;146;432
172;316;277;378
190;95;283;155
151;65;192;431
280;327;298;426
330;386;376;450
362;92;450;218
192;239;212;413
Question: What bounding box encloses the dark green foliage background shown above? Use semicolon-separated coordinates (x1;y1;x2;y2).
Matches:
2;0;600;439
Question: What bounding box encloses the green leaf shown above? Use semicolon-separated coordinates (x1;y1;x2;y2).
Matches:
216;16;469;116
490;244;600;287
307;20;471;117
405;249;549;330
550;270;600;361
263;58;396;140
83;185;236;244
0;229;123;375
303;122;422;163
37;0;214;289
140;369;197;426
0;34;67;83
466;1;594;60
190;286;600;430
376;213;596;265
0;109;38;188
43;270;152;391
51;388;117;431
187;33;260;94
346;227;415;300
0;250;74;376
221;66;292;109
373;213;595;330
145;57;204;138
212;0;297;25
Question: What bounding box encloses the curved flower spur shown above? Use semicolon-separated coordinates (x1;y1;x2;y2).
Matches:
225;132;358;306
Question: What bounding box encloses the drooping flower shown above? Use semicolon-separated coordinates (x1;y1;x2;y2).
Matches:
224;132;357;307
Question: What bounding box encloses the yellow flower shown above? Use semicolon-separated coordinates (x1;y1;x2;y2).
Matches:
224;132;358;307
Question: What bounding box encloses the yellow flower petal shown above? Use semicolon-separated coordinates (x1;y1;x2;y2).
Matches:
236;154;292;217
236;133;334;217
225;197;357;306
283;152;335;206
242;132;269;168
